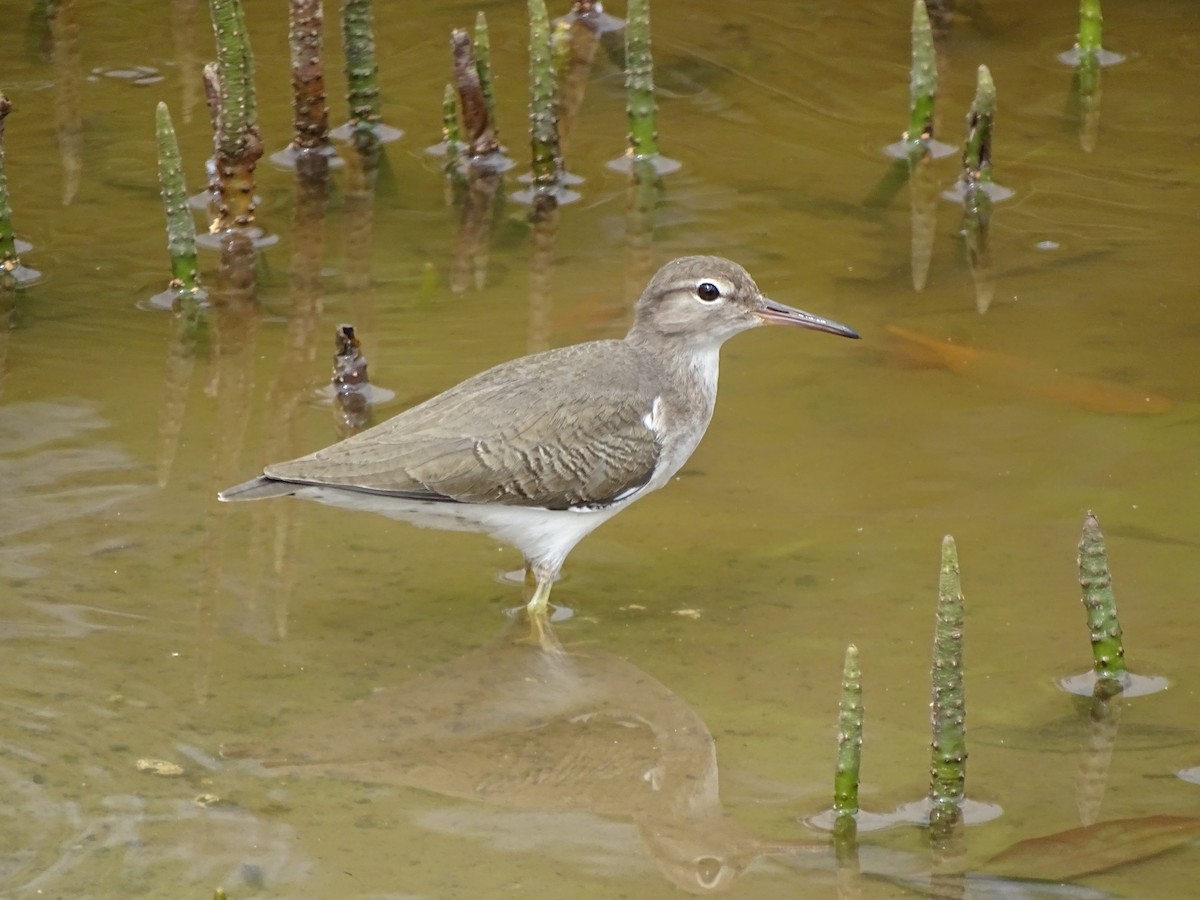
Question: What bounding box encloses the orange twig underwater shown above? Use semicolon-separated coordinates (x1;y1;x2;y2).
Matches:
886;325;1173;415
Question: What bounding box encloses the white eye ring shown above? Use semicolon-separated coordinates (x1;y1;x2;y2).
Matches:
696;282;721;302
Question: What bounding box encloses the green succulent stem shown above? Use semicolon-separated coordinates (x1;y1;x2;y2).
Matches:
342;0;383;130
0;95;18;270
962;65;995;185
209;0;258;159
1078;0;1102;56
832;643;863;816
207;0;262;230
905;0;937;150
155;102;202;295
1078;511;1127;680
623;0;659;159
527;0;562;188
474;12;499;137
929;535;967;806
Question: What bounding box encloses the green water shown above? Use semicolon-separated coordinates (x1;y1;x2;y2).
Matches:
2;0;1198;897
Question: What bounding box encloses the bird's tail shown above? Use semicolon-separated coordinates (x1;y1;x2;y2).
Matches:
217;477;298;502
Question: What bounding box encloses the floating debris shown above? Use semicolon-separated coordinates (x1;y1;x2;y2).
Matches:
136;757;185;776
320;323;394;434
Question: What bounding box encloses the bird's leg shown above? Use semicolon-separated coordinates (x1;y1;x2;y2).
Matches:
523;561;556;617
522;562;539;606
523;560;558;650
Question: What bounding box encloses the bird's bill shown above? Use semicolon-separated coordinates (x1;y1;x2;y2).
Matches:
757;298;860;339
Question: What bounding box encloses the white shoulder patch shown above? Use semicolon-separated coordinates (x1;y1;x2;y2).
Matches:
642;395;666;437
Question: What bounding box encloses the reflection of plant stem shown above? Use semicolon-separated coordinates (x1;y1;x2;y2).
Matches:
1072;51;1101;153
202;231;259;703
0;292;12;391
556;13;601;157
621;156;660;305
527;193;558;354
153;100;205;494
962;184;993;314
451;169;501;293
832;812;861;899
257;155;329;640
155;304;201;488
928;800;966;899
1075;676;1123;826
930;535;967;807
908;148;936;291
960;66;995;314
49;0;83;205
1077;511;1127;679
343;139;379;300
171;0;203;123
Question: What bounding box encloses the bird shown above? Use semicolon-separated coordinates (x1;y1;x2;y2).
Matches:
219;256;858;628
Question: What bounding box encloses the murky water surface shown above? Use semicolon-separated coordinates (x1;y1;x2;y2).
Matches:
2;0;1199;897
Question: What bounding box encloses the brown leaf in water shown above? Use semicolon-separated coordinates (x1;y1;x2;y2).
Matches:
982;815;1200;881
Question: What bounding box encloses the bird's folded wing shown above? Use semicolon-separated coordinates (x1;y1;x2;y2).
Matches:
265;346;665;510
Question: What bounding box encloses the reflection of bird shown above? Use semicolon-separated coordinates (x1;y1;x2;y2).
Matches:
223;618;821;893
220;257;858;625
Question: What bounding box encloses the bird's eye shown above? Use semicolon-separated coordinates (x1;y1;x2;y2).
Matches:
696;282;721;302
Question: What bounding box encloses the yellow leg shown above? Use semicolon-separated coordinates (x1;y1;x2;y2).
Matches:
522;562;560;653
525;574;553;618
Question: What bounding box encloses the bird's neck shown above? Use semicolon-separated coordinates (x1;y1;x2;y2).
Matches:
626;329;723;416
